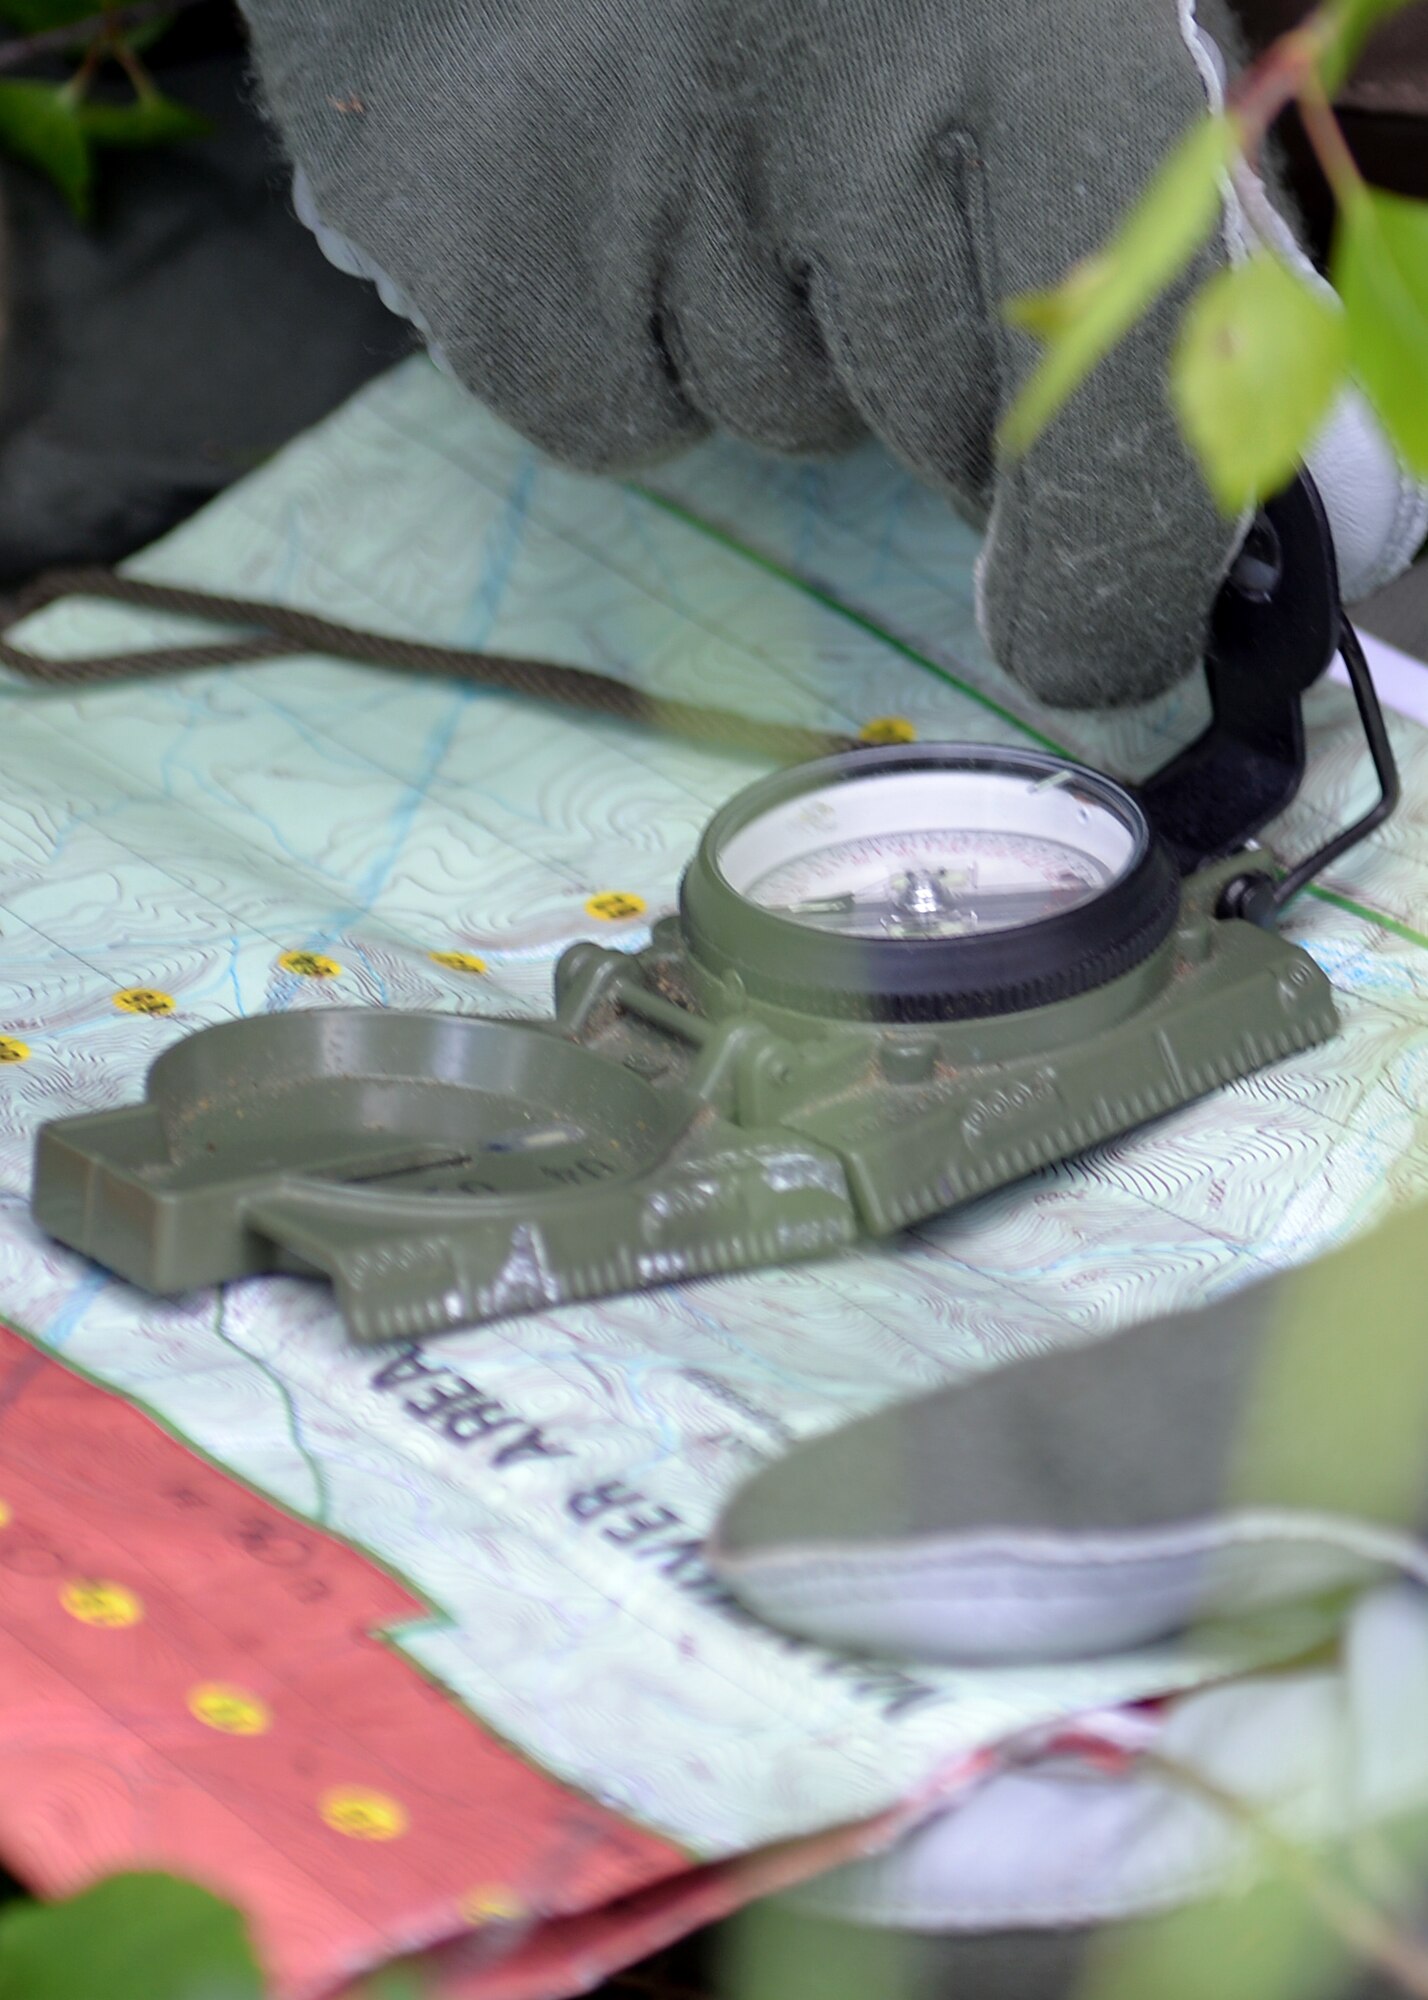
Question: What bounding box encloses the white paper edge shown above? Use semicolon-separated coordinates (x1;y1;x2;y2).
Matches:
1336;629;1428;725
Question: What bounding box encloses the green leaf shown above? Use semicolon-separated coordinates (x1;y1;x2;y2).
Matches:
0;77;90;216
722;1900;916;2000
999;115;1235;458
1080;1862;1349;2000
1333;182;1428;473
79;91;209;148
0;1873;262;2000
1320;0;1423;94
125;10;181;54
1172;252;1349;514
0;0;99;31
0;0;180;54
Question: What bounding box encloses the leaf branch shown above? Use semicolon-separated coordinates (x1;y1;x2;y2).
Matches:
999;0;1428;506
0;0;210;75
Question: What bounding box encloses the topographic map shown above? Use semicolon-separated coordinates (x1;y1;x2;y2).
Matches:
1;357;1427;1990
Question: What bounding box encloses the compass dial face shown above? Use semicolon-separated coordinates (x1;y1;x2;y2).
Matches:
715;764;1140;941
682;744;1177;1020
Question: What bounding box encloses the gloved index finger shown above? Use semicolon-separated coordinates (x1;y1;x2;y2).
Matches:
789;0;1247;707
972;0;1247;708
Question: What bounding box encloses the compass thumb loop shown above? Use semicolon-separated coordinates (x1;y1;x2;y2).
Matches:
710;1203;1428;1667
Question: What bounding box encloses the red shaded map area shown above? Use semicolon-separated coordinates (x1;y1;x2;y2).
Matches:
0;1323;692;1997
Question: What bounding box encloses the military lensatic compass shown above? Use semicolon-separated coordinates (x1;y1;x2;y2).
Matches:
32;477;1400;1343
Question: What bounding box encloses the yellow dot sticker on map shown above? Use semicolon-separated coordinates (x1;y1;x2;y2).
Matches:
429;950;488;976
319;1788;408;1840
460;1885;528;1927
0;1038;29;1064
278;951;343;980
859;716;918;745
584;892;647;922
188;1683;272;1736
113;988;176;1017
61;1579;143;1628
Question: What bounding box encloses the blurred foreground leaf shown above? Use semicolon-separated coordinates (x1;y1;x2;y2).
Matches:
0;1872;262;2000
0;76;89;214
1334;183;1428;473
1320;0;1427;91
1000;116;1235;458
721;1900;915;2000
0;0;97;31
1173;251;1348;512
1077;1867;1351;2000
79;89;207;146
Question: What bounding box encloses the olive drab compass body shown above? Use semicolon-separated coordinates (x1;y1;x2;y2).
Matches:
32;477;1399;1344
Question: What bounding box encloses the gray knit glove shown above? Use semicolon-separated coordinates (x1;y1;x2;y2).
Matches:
239;0;1268;708
712;1204;1428;1933
715;1202;1428;1661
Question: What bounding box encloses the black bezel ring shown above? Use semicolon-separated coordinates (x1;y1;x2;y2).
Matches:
679;743;1182;1022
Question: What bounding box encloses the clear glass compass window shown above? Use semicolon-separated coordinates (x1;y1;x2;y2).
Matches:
715;762;1143;940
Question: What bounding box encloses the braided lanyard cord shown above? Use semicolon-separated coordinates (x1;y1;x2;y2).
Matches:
0;567;853;766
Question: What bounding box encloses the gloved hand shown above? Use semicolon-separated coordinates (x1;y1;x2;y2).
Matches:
241;0;1425;710
710;1201;1428;1951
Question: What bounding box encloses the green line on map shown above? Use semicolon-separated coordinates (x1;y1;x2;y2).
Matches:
1306;883;1428;951
628;482;1068;756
